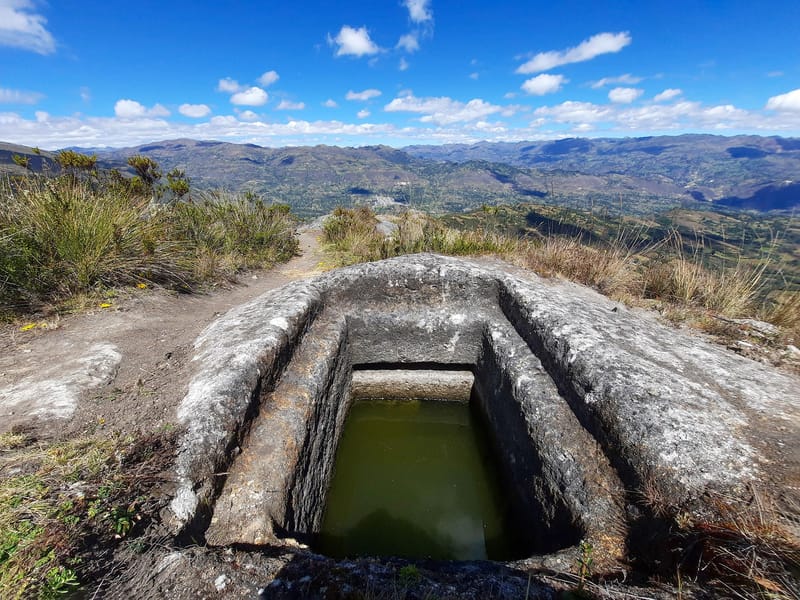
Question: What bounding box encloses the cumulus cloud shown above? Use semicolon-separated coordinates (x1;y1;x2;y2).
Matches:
357;109;370;119
517;32;631;74
532;98;768;134
534;101;615;124
323;99;338;108
399;57;410;71
276;100;306;110
257;70;279;87
230;86;268;106
0;0;55;54
521;74;567;96
654;88;682;102
397;33;419;53
766;88;800;112
590;73;642;89
384;93;503;124
608;87;643;104
403;0;432;23
331;25;381;57
179;103;211;118
346;88;382;101
237;110;259;121
0;86;43;104
217;77;243;93
114;99;170;119
3;95;800;150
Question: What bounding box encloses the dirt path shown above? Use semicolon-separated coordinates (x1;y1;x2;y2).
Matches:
0;228;326;438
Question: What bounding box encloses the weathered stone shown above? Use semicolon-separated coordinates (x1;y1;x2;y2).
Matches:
169;253;799;572
350;369;474;401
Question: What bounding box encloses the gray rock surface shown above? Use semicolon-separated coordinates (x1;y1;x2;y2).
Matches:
0;342;121;421
350;369;474;400
170;253;799;568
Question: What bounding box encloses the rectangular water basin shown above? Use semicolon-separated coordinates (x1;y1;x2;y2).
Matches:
316;398;524;560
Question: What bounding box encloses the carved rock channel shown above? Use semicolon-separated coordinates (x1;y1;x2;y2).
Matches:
168;254;799;577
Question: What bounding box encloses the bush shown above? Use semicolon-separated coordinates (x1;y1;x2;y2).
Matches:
0;177;299;317
322;207;518;266
165;191;299;279
0;176;192;312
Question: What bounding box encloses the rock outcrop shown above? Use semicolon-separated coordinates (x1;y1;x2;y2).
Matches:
167;253;799;584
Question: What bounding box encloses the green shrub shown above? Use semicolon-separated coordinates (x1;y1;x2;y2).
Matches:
0;177;299;317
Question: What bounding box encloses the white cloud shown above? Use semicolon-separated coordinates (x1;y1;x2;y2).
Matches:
397;33;419;53
534;101;615;123
0;0;55;54
654;88;682;102
521;74;567;96
113;100;145;118
179;103;212;118
114;99;170;119
384;93;503;125
399;57;410;71
531;98;769;134
331;25;381;57
257;70;279;87
517;32;631;74
608;87;643;104
217;78;243;93
80;87;91;102
469;72;479;80
323;99;338;108
0;86;43;104
230;86;268;106
346;88;382;101
150;104;170;117
403;0;432;23
590;73;642;89
3;95;800;150
767;71;784;78
357;109;370;119
237;110;259;121
34;110;47;122
277;100;306;110
766;88;800;112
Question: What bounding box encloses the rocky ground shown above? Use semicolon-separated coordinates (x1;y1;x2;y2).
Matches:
0;229;325;440
0;229;798;599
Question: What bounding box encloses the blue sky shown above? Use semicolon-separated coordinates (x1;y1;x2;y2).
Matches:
1;0;799;149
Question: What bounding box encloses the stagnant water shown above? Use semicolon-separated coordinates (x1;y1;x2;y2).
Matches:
317;399;522;560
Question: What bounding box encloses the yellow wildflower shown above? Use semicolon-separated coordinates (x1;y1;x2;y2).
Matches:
99;302;112;308
20;323;36;332
136;282;148;289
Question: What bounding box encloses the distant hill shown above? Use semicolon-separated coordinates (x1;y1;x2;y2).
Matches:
404;134;800;211
0;142;58;175
2;135;798;215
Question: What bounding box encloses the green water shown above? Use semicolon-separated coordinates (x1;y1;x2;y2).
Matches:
317;399;519;560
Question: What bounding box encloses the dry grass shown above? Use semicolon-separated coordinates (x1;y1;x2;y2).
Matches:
642;232;768;317
0;176;299;318
766;292;800;340
518;234;643;300
322;207;518;267
678;490;800;599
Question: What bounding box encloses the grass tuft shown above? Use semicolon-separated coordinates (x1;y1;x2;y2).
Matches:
0;176;299;318
678;491;800;599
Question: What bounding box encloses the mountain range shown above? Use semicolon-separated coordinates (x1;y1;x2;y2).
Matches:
2;134;798;216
